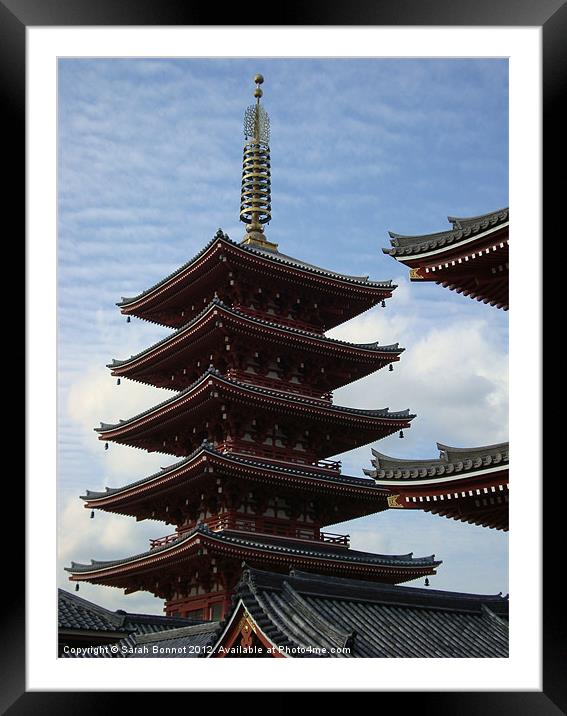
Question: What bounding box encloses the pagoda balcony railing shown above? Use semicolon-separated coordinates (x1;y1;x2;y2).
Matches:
149;518;350;549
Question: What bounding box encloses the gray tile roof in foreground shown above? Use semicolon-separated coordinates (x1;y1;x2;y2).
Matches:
66;523;440;574
364;441;509;480
58;588;202;636
384;207;508;258
69;622;220;658
118;230;394;307
213;567;508;658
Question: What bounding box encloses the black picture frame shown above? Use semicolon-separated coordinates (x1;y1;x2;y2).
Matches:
12;0;560;711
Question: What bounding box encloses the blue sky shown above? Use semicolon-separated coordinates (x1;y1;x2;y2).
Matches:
58;58;508;613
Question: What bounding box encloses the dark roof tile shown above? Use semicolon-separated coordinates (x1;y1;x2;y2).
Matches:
384;208;508;257
210;567;508;658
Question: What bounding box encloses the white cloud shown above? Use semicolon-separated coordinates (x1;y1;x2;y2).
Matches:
330;283;508;459
66;365;177;483
58;491;166;614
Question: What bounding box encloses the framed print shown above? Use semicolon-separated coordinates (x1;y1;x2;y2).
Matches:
12;0;562;710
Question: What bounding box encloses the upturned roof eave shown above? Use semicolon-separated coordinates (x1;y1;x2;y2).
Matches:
384;208;508;258
108;298;404;371
95;367;415;437
117;232;396;312
242;566;507;609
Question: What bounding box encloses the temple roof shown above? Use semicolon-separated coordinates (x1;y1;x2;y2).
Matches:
121;622;219;658
365;441;509;481
108;297;402;370
58;588;200;635
66;523;439;575
118;231;394;308
64;623;219;659
384;207;508;258
96;366;413;435
82;441;379;502
211;567;508;658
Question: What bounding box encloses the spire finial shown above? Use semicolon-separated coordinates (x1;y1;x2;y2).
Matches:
253;74;264;103
240;74;277;251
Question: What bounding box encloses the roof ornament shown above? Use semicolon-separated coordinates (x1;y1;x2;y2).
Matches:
240;74;278;251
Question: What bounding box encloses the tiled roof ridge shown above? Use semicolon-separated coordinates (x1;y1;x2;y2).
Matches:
134;622;219;644
447;208;508;228
82;440;215;499
66;523;439;574
58;588;126;630
245;567;507;611
481;603;510;629
109;296;402;369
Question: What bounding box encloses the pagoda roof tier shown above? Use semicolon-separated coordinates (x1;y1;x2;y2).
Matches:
66;523;440;587
81;442;389;522
95;368;414;458
117;231;396;330
108;298;403;392
383;208;508;310
365;442;509;531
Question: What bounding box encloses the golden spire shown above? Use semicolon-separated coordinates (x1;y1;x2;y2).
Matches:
240;74;278;251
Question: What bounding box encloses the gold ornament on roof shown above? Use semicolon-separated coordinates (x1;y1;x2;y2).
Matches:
240;74;277;250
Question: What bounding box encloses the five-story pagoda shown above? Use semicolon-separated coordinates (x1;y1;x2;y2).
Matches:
67;76;440;620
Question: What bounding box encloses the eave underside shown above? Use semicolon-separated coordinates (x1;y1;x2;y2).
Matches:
396;236;509;310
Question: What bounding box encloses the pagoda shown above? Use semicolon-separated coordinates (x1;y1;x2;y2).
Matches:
67;76;440;620
383;208;509;310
